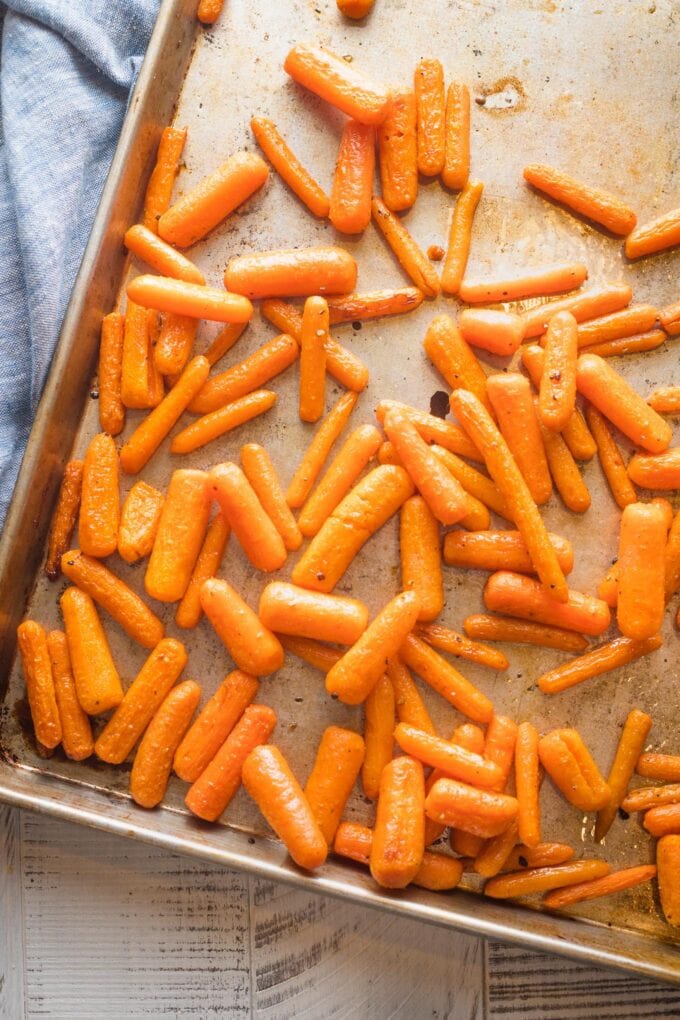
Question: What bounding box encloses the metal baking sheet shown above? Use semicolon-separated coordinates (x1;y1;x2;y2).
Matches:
2;0;680;983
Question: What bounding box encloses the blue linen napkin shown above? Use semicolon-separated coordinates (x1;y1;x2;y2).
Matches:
0;0;160;526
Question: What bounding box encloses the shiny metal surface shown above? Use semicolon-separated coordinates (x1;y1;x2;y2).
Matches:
1;0;679;983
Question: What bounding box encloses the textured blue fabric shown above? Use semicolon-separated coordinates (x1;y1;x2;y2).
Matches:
0;0;160;526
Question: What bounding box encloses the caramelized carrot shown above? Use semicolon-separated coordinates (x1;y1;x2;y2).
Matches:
370;756;425;888
485;860;611;899
644;805;680;838
473;820;520;878
259;582;368;645
335;822;464;890
660;300;680;336
665;510;680;601
428;724;486;847
145;469;210;602
130;680;201;808
617;502;666;640
283;43;390;126
440;179;483;295
171;389;277;454
125;225;204;284
399;496;444;622
46;630;93;761
522;283;633;340
584;330;665;358
657;836;680;925
329;120;375;234
326;287;423;324
628;447;680;490
415;58;446;177
204;322;247;368
538;635;661;696
426;778;518;839
538;311;578;432
210;461;287;573
371;197;440;297
424;313;490;409
585;404;637;509
128;275;253;324
417;623;508;672
484;715;518;794
623;784;680;814
486;374;552;505
174;512;230;630
60;588;123;716
118;481;164;564
520;344;597;461
395;723;503;789
463;613;588;653
226;246;357;301
430;446;512;520
515;722;541;849
304;727;365;844
98;312;125;435
251;116;329;218
576;304;658;348
142;126;187;232
502;843;575;872
45;460;83;581
458;308;524;356
647;387;680;415
240;444;302;551
400;632;494;724
298;424;382;538
378;90;417;211
625;206;680;259
154;314;199;377
637;753;680;782
121;299;155;409
299;296;328;422
191;333;298;416
17;621;62;749
523;164;637;235
443;530;572;576
484;571;609;636
460;263;588;305
79;433;119;558
387;654;435;735
538;729;611;812
595;708;653;842
361;672;395;800
537;414;591;514
442;82;470;191
544;865;657;910
375;398;482;461
200;578;284;676
286;391;359;509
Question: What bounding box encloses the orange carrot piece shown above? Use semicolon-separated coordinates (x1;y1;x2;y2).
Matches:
371;197;440;297
544;864;657;910
502;843;575;871
473;820;520;878
298;424;381;538
538;729;611;812
647;387;680;415
522;283;633;340
485;859;611;899
520;344;597;461
361;672;395;800
426;777;518;839
539;310;578;432
400;632;494;724
259;581;368;645
441;180;484;295
395;723;503;789
536;412;591;514
442;82;470;191
484;571;610;636
443;529;573;576
204;322;247;368
304;727;365;844
399;496;444;622
17;621;62;749
428;446;512;520
125;224;204;284
94;638;187;764
665;510;680;601
463;613;588;652
644;804;680;838
515;722;541;849
415;58;446;177
424;314;490;409
538;636;661;696
594;708;653;842
584;330;666;358
174;512;230;630
210;461;287;573
200;578;284;676
576;304;658;348
460;264;588;305
79;433;119;559
45;460;83;581
485;374;552;506
326;287;423;324
128;275;253;324
173;670;259;783
387;654;435;735
225;247;357;301
60;587;123;716
617;502;666;640
637;753;680;783
117;480;164;564
329;120;375;234
375;399;483;462
623;784;680;814
378;90;417;212
334;822;464;890
585;404;637;509
45;630;93;761
171;389;277;454
427;724;486;846
299;296;328;422
658;836;680;925
240;444;302;552
458;308;524;357
370;756;425;888
283;44;390;126
145;469;210;602
184;704;277;820
628;447;680;490
250;116;329;218
523;163;637;235
197;0;225;25
142;126;186;232
484;715;519;794
98;312;125;435
191;333;298;416
417;623;509;672
154;314;198;377
130;680;201;808
121;299;156;409
286;391;358;509
660;300;680;336
625;206;680;259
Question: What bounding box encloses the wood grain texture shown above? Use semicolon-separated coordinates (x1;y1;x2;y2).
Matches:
0;805;25;1019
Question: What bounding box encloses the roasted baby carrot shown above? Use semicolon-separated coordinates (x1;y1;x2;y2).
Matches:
197;0;225;24
399;496;444;622
484;714;519;794
459;263;588;305
427;724;485;846
335;823;464;889
17;621;62;749
660;300;680;336
298;424;381;538
286;391;358;508
665;510;680;601
204;322;247;368
250;116;329;218
142;126;187;232
370;756;425;888
125;224;205;284
520;344;597;462
118;480;164;564
458;308;524;357
387;654;435;735
171;389;277;454
329;120;375;234
644;804;680;838
424;313;490;407
415;58;446;177
425;778;518;839
584;404;637;509
538;636;661;696
576;304;658;349
336;0;375;18
637;753;680;782
371;197;440;297
657;836;680;925
522;283;633;340
128;276;253;324
374;399;482;461
544;864;657;910
173;670;259;782
443;530;573;576
442;82;470;191
226;247;357;301
628;447;680;490
299;296;327;422
484;571;610;636
595;708;653;842
79;433;119;559
538;311;578;432
523;164;637;235
145;469;210;602
647;387;680;415
60;588;123;715
240;444;302;551
361;672;395;800
515;722;541;849
502;844;575;872
259;582;368;645
130;680;201;808
326;591;421;705
174;512;230;630
485;859;611;899
463;613;588;653
210;461;287;573
416;623;509;672
485;373;552;506
400;632;494;724
326;287;423;324
537;413;591;514
473;820;520;879
428;446;511;521
440;179;484;295
61;550;164;649
121;299;155;409
617;502;666;640
98;312;125;435
154;314;198;377
625;206;680;259
45;460;83;581
46;630;93;761
304;726;365;844
201;578;284;676
585;330;665;358
539;729;611;812
184;703;277;819
623;784;680;814
395;723;503;789
284;44;390;126
191;333;298;416
242;744;328;870
378;90;417;212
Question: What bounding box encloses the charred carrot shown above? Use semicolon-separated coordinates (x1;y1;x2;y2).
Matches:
145;469;210;602
304;727;365;844
128;276;253;324
387;654;435;735
17;621;62;749
378;90;417;212
283;44;390;126
515;722;541;848
286;391;358;509
299;296;327;422
259;582;368;645
417;623;509;672
625;206;680;259
424;314;490;409
660;300;680;336
523;164;636;235
484;571;610;636
585;330;666;358
644;804;680;838
538;311;578;432
361;672;395;800
142;126;186;232
628;447;680;490
440;179;484;295
637;753;680;782
240;444;302;552
117;481;164;564
623;784;680;814
485;859;611;899
46;630;93;761
576;304;658;348
371;197;440;297
98;312;125;435
520;344;597;461
425;778;518;839
375;399;483;462
617;502;666;640
184;703;277;819
60;588;123;715
584;404;636;509
395;723;503;789
400;632;494;724
415;58;446;177
399;496;444;622
226;247;357;301
594;708;653;842
45;460;83;581
657;837;680;925
537;413;591;514
463;613;588;653
121;300;155;409
173;670;259;783
460;264;588;305
329;120;375;234
443;530;572;576
130;680;201;808
458;308;524;357
370;756;425;888
486;374;552;505
210;462;287;573
538;636;661;696
191;333;298;416
298;424;381;538
539;729;611;812
647;387;680;415
442;82;470;191
172;389;277;454
154;314;198;377
174;512;230;630
522;283;633;340
201;578;284;676
250;116;329;218
125;224;204;284
326;287;423;324
503;843;575;871
79;433;119;559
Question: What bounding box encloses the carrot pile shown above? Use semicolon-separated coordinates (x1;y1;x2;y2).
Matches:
14;29;680;936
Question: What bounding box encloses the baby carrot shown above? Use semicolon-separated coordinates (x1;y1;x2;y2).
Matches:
595;708;653;842
539;729;611;812
443;530;573;576
400;632;494;724
485;715;519;794
523;164;637;235
458;309;524;357
584;330;665;358
538;635;661;696
337;0;375;18
425;778;518;839
417;623;509;672
60;588;123;715
197;0;224;24
658;836;680;925
98;312;125;436
240;444;302;551
121;300;155;409
515;722;541;849
628;447;680;490
545;864;657;910
191;334;298;416
375;399;482;461
538;311;578;432
335;823;464;890
644;805;680;838
427;724;485;846
142;126;186;232
242;744;328;870
395;723;503;789
623;784;680;813
426;314;491;406
154;314;198;377
184;704;277;820
158;151;268;248
585;404;637;509
378;90;417;212
304;727;365;844
118;480;164;564
95;638;187;764
522;283;633;340
45;460;83;581
145;469;211;602
127;276;253;324
259;582;368;645
440;180;484;295
576;304;658;349
371;197;440;297
617;502;666;640
464;613;588;653
17;621;62;749
665;510;680;600
201;578;284;676
210;462;287;573
537;414;591;514
173;670;259;783
637;753;680;782
326;287;423;324
520;344;597;462
250;116;329;218
370;756;425;888
329;120;375;234
502;844;575;872
484;571;610;636
473;820;520;878
79;433;119;559
124;225;205;284
292;465;414;593
387;654;435;735
204;322;247;368
625;206;680;259
61;550;164;649
130;680;201;809
326;591;421;705
660;300;680;336
428;447;511;521
299;296;327;422
485;373;552;505
284;44;390;126
226;247;357;301
415;58;445;177
174;512;230;630
361;672;395;800
442;82;470;191
400;496;444;622
286;391;358;509
459;264;588;305
485;859;611;899
46;630;93;761
647;387;680;415
298;424;382;538
171;390;277;454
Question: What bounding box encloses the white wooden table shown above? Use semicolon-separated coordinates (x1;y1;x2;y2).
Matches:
2;805;679;1018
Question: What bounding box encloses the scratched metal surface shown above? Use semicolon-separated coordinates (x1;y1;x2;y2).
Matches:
2;0;680;979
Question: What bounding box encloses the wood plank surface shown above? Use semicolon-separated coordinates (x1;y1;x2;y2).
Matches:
0;806;25;1019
